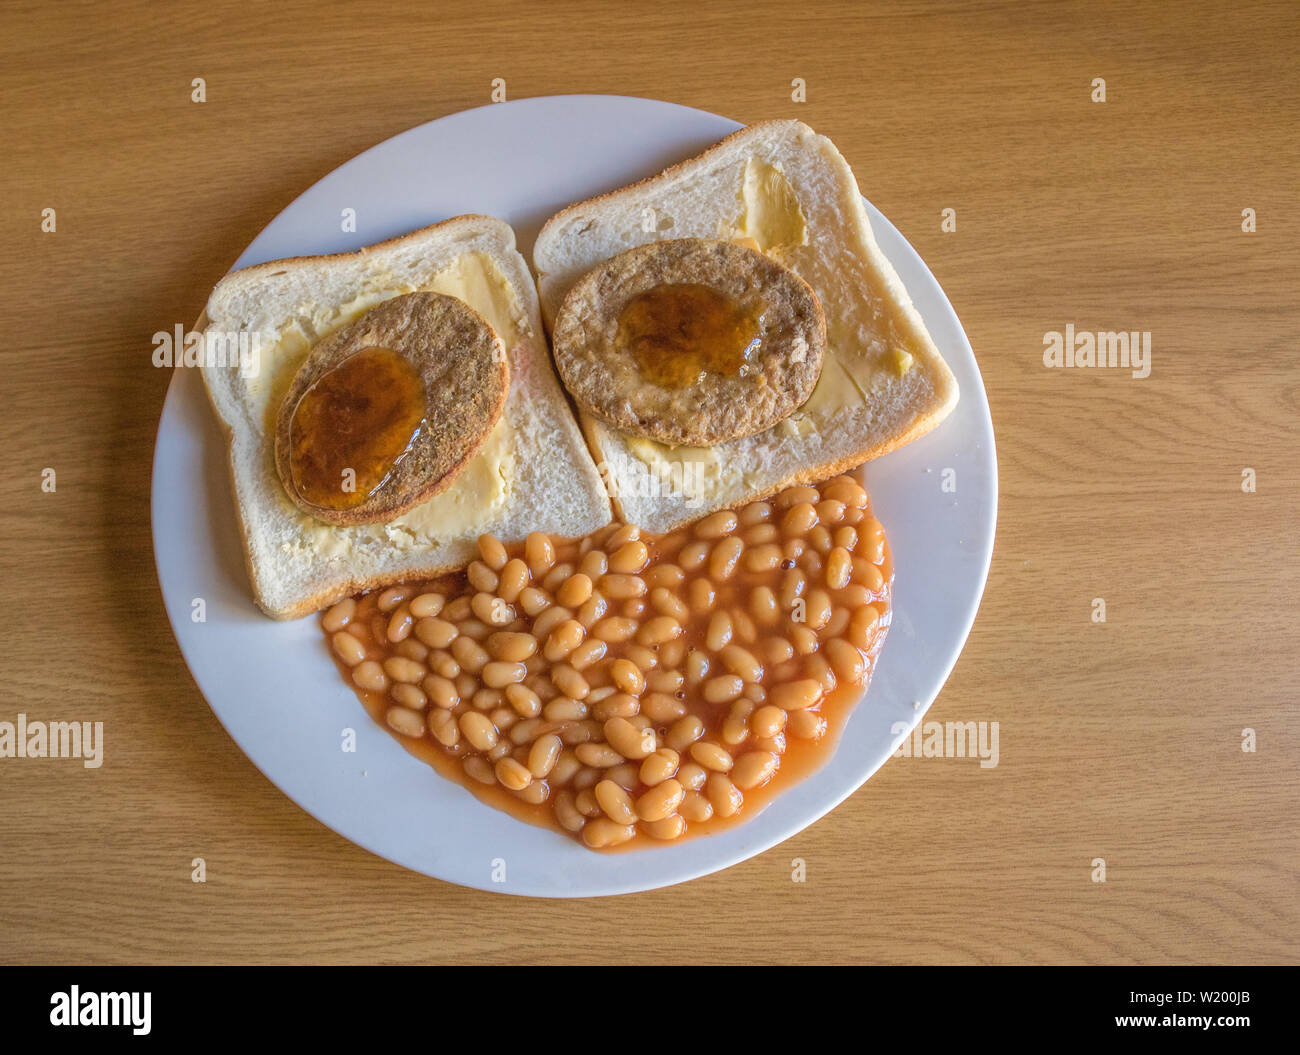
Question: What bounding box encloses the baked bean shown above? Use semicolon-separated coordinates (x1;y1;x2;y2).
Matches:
695;510;738;539
558;720;598;745
743;543;783;573
690;741;734;772
525;532;555;575
781;501;819;535
666;715;705;752
760;638;795;665
791;625;820;655
381;656;423;684
415;617;458;649
645;564;684;589
423;674;459;709
806;654;837;694
677;762;708;791
772;679;825;710
565;641;606;674
495;756;532;791
483;661;527;688
385;706;424;737
593;617;638;643
427;708;459;746
486;631;536;663
749;586;780;625
639;748;680;786
609;540;649;574
815;499;847;525
825;607;850;638
476;533;508;571
594;780;637;824
554;790;585;832
802;589;832;630
686;579;715;614
322;598;356;632
471;591;514;626
577;595;608;629
543;697;588;722
751;705;787;739
709;536;744;580
518;586;551;617
578;550;608;579
463;756;496;785
543;619;585;662
853;559;885;593
720;644;764;684
647;669;684;695
555;572;592;608
352;661;388;692
517;780;550;805
849;605;881;649
408;592;444;619
642;814;686;840
679;790;713;822
659;638;686;668
742;523;779;547
622;644;657;671
637;615;682;647
395;639;428;663
826;547;853;590
391;683;427;711
575;742;623;768
611;658;645;696
467;561;499;593
600;573;646;600
604;717;654;759
706;611;733;652
678;540;710;571
582;818;636;848
742;682;766;705
377;586;412;612
739;500;772;526
732;751;779;790
592;693;639;721
833;525;858;551
332;631;366;666
706;773;744;817
703;675;744;704
525;743;561;782
649;587;689;622
722;700;754;745
755;732;787;755
642;692;687;722
551;663;590;700
776;485;819;510
825;638;867;683
787;709;827;740
459;712;498;751
451;636;490;673
496;558;530;602
636;779;685;822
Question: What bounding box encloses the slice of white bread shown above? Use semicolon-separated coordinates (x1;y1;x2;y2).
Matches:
202;215;612;619
533;119;959;534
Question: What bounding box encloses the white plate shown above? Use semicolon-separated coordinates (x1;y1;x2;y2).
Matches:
151;95;997;897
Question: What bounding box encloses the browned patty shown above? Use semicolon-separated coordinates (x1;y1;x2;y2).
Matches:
274;291;507;526
551;239;825;446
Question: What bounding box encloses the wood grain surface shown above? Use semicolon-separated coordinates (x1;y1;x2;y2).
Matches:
2;0;1296;965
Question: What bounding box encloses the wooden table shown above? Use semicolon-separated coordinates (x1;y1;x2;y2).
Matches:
2;0;1296;965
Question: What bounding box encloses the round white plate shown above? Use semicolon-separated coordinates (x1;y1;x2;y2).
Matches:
152;95;997;897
